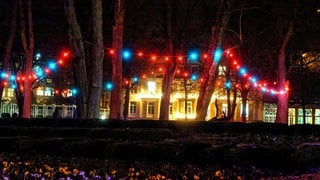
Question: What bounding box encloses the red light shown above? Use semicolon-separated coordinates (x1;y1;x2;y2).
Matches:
165;57;169;61
203;54;208;59
151;56;156;60
184;72;188;77
63;52;70;57
142;74;146;79
109;49;115;55
178;56;183;61
138;52;143;56
58;59;64;65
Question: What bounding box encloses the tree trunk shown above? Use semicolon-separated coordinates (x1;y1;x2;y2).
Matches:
109;0;125;119
276;22;293;124
159;63;177;120
159;0;177;121
87;0;104;119
123;87;130;120
19;0;34;119
64;0;88;120
240;89;249;123
196;0;228;121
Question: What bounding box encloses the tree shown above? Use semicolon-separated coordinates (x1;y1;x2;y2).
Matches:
19;0;34;119
64;0;88;119
196;0;229;121
109;0;125;119
87;0;104;119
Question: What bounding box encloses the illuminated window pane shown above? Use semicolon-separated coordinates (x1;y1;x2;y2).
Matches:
7;88;14;97
147;81;156;94
147;102;155;115
315;109;320;125
44;87;52;96
129;102;137;114
36;88;44;96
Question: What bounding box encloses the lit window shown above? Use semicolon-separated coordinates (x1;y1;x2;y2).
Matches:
129;102;137;114
218;65;226;76
7;88;15;97
187;102;192;113
44;87;52;96
130;86;138;94
147;102;155;115
169;103;173;115
147;81;156;94
36;88;44;96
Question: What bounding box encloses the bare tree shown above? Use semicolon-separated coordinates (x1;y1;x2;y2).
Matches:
87;0;104;119
64;0;89;119
109;0;125;119
196;0;229;121
19;0;34;119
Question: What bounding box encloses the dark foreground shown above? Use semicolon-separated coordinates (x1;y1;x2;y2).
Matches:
0;118;320;179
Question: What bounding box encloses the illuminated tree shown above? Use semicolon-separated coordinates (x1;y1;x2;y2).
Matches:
109;0;125;119
196;0;229;121
19;0;34;119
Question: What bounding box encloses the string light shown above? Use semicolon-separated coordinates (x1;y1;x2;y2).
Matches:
104;47;288;95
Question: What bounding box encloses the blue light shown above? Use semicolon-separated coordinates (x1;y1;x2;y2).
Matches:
225;81;232;89
214;47;223;63
9;75;16;81
261;87;267;92
239;67;247;75
105;82;113;91
191;74;198;81
71;88;78;95
132;76;139;83
251;77;257;83
122;49;132;60
11;84;16;89
35;53;41;60
0;72;6;79
188;51;199;62
48;61;57;70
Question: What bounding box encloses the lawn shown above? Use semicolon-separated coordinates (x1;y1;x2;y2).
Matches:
0;118;320;179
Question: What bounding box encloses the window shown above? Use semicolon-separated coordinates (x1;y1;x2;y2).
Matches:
187;102;192;113
147;81;156;94
297;109;312;124
147;102;155;116
218;65;226;76
129;102;137;114
100;91;110;108
169;103;173;115
44;87;53;96
7;88;15;97
36;87;44;96
315;109;320;125
264;103;276;123
130;86;138;94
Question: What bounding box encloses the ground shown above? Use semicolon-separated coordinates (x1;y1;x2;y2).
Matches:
0;119;320;179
